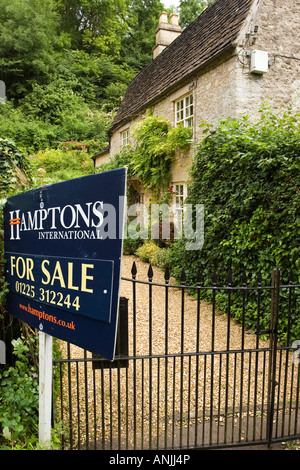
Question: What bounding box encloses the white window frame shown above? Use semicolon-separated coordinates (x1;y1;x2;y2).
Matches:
175;93;194;129
172;183;188;233
121;129;130;148
174;183;187;211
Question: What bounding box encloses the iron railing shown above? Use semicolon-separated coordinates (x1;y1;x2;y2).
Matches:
53;264;300;450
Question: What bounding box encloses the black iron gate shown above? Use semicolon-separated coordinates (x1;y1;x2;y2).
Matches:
53;264;300;450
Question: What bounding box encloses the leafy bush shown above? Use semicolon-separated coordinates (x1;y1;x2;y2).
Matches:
0;138;31;193
168;105;300;342
123;236;144;255
0;96;112;152
29;146;94;185
0;337;39;449
136;241;169;269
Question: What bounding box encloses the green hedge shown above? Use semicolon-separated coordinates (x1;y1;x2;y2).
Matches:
167;106;300;343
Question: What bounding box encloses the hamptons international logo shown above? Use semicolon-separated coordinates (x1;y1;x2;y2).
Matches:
8;200;105;241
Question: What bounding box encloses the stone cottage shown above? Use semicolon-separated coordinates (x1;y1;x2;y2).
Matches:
93;0;300;216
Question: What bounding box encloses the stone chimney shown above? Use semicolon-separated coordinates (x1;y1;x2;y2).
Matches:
153;12;182;59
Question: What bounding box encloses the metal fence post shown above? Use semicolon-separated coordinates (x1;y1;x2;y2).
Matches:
267;268;280;448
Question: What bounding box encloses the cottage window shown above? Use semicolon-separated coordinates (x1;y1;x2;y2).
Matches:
174;183;185;210
175;94;193;129
121;129;130;148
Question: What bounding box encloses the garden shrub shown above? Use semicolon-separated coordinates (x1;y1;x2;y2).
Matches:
123;236;144;255
0;337;39;449
136;241;169;270
29;146;94;185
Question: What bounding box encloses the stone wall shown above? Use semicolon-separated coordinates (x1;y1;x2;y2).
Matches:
235;0;300;115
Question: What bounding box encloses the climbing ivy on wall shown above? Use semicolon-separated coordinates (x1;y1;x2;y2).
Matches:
98;113;192;199
131;113;192;193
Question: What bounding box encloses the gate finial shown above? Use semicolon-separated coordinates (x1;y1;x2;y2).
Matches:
131;261;137;278
164;266;170;283
148;264;153;281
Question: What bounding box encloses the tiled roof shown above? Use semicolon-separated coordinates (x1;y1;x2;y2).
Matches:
109;0;254;134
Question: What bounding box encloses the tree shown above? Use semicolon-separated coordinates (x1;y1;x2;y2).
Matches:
179;0;215;28
0;0;58;99
0;0;179;152
120;0;164;70
53;0;128;56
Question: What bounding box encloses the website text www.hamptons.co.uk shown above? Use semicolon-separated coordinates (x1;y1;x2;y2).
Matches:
19;301;76;331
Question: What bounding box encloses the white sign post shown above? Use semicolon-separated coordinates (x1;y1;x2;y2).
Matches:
39;330;53;446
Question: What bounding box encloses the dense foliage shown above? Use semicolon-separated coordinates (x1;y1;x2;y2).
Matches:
0;337;39;449
179;0;215;28
30;144;95;185
167;106;300;342
0;0;213;153
98;113;192;198
0;138;41;449
0;0;181;153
